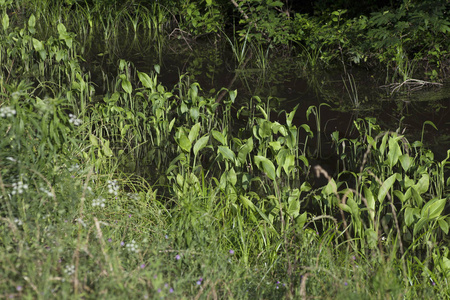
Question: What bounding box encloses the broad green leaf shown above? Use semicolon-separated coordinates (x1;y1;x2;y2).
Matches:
411;187;424;206
399;154;413;172
286;105;298;127
229;89;237;102
218;146;236;162
300;181;311;193
121;77;132;94
338;203;352;213
28;14;36;27
299;155;309;167
283;154;295;176
168;118;176;132
365;228;378;249
379;133;389;155
239;195;255;211
378;174;397;203
347;196;359;216
413;217;429;236
2;13;9;31
188;123;201;143
254;156;276;180
137;71;153;88
154;64;160;74
258;119;272;138
32;38;44;51
193;135;209;156
212;130;226;145
421;198;446;219
256;105;268;120
237;138;253;164
438;219;449;235
57;23;66;35
269;141;282;151
271;121;282;134
296;211;307;229
227;167;237;186
89;134;99;147
414;173;429;194
190;107;199;120
177;132;192;153
102;140;113;157
364;186;375;223
323;178;337;196
388;136;402;167
287;189;301;217
404;207;420;226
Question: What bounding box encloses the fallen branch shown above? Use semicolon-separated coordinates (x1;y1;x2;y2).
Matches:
380;78;442;95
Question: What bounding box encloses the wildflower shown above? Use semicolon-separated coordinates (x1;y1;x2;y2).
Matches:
39;186;53;198
11;179;28;195
127;192;139;200
107;180;119;195
175;254;180;260
169;288;174;293
229;249;234;255
68;163;80;172
140;264;145;269
14;218;23;226
92;197;106;208
64;265;75;276
108;238;112;243
165;235;169;239
344;282;348;286
16;286;23;292
68;113;82;126
0;106;16;118
126;240;139;252
196;277;203;285
120;241;125;246
157;288;161;293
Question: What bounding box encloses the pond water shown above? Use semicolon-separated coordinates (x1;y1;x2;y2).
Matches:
84;34;450;161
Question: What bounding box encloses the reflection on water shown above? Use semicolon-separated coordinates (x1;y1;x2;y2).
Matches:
83;35;450;160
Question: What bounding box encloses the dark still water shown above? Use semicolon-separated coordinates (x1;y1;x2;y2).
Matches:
85;36;450;160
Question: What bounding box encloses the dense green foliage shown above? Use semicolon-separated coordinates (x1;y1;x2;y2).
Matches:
1;0;449;299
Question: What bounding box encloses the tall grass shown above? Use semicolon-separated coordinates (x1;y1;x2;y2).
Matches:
1;2;449;299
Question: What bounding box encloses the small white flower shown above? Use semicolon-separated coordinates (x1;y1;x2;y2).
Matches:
107;180;119;196
127;192;139;200
39;186;53;197
0;106;16;118
68;163;80;172
126;240;139;253
64;265;75;275
68;113;82;126
92;197;106;208
14;218;23;226
11;179;28;195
